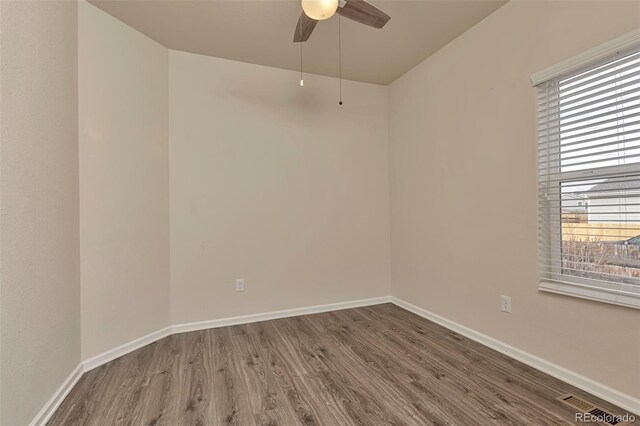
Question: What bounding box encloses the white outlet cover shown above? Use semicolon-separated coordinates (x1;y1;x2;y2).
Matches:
500;295;511;313
235;279;245;292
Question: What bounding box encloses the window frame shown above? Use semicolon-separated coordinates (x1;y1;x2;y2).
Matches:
534;31;640;309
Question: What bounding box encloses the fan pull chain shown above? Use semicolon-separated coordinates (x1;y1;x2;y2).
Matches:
338;14;342;105
299;20;304;87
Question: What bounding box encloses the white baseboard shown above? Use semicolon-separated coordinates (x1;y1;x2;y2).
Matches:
29;363;83;426
172;296;391;334
82;326;172;372
390;296;640;416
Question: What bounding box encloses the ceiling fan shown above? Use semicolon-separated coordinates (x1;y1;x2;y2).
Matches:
294;0;390;42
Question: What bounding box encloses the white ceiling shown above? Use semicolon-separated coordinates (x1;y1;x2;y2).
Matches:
89;0;507;85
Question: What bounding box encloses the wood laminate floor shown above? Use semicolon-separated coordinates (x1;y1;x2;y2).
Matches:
50;304;637;425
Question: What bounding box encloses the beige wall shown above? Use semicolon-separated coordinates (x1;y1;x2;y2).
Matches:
0;1;80;424
169;50;390;324
389;0;640;398
79;1;170;359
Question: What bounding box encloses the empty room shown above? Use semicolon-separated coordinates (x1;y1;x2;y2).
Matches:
1;0;639;424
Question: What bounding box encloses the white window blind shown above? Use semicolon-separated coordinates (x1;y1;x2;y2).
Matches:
537;44;640;309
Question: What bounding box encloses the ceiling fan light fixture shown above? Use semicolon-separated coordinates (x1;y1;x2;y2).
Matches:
301;0;338;21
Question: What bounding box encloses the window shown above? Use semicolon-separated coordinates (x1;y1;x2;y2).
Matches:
535;33;640;309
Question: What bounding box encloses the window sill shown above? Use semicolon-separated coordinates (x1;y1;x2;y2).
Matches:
539;280;640;309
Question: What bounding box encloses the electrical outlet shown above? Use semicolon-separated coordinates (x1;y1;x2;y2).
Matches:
235;279;245;292
500;295;511;313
